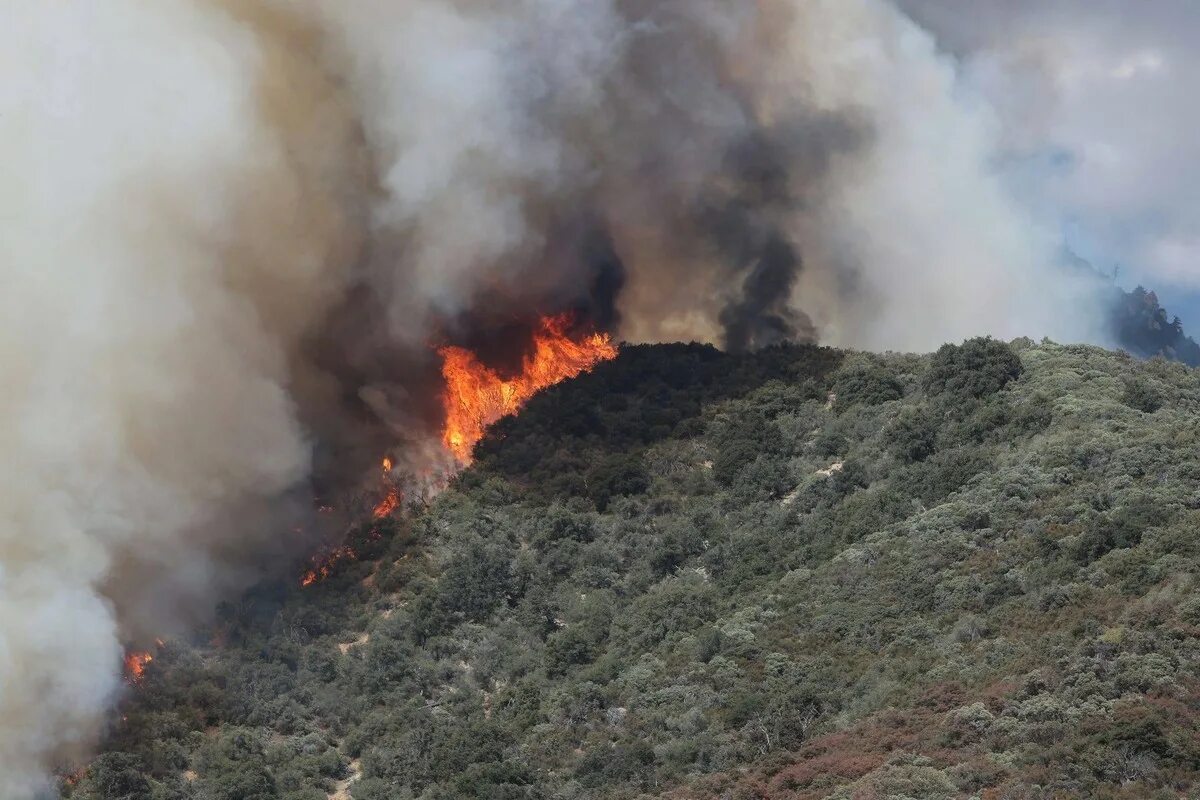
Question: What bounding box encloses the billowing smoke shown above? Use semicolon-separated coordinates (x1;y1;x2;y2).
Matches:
2;0;1106;792
898;0;1200;309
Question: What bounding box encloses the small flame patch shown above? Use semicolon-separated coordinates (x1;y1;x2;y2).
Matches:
124;651;153;684
300;545;356;587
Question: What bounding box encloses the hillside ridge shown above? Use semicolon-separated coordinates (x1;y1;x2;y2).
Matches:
70;339;1200;800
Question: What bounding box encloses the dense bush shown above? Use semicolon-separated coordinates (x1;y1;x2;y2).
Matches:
925;336;1024;399
831;358;904;410
1122;375;1164;413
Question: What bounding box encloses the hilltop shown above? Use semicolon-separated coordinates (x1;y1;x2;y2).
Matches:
70;338;1200;800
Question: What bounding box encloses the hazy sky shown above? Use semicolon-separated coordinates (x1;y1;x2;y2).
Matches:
899;0;1200;323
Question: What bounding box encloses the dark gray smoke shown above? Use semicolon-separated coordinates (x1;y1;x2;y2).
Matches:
577;227;628;334
701;116;868;350
720;233;810;352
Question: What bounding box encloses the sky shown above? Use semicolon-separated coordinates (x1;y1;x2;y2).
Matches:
898;0;1200;324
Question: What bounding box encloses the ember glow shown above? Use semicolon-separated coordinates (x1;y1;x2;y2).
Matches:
300;546;356;587
123;651;153;684
439;315;618;463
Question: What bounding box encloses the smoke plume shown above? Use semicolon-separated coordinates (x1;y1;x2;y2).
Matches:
2;0;1107;792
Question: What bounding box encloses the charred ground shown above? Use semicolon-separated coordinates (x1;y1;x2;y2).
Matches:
69;339;1200;800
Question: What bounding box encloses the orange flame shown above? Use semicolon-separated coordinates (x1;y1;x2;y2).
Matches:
439;314;617;463
124;651;153;684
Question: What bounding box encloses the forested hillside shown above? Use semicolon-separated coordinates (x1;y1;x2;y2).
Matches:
1111;286;1200;367
70;339;1200;800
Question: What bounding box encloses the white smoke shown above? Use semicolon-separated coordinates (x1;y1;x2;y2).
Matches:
0;2;364;794
899;0;1200;303
1;0;1108;792
771;0;1105;350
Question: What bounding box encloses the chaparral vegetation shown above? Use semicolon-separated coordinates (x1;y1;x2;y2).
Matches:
70;338;1200;800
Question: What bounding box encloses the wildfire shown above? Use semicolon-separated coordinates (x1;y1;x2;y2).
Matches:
439;314;618;462
124;651;153;684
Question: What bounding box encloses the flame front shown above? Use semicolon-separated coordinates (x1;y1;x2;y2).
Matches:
439;315;618;463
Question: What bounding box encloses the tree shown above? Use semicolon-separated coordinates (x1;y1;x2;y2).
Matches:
84;753;151;800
